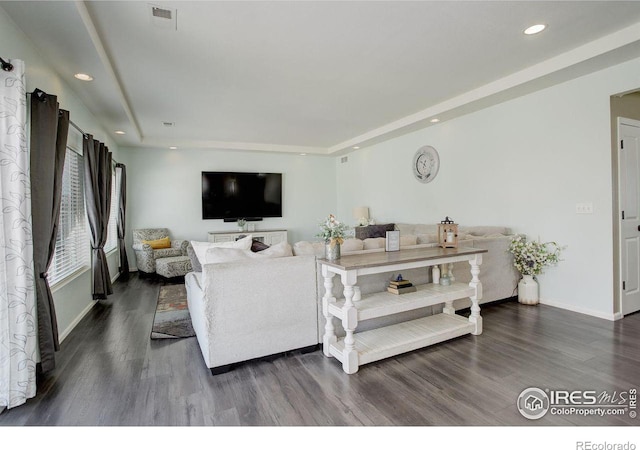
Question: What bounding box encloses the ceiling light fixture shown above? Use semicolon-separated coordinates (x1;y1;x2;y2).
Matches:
74;73;94;81
169;146;177;150
430;118;440;123
353;146;360;149
114;130;126;135
524;24;546;35
299;153;307;156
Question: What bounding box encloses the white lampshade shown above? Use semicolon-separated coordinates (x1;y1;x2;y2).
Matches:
353;206;369;220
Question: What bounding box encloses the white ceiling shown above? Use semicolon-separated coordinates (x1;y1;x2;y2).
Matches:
4;1;640;155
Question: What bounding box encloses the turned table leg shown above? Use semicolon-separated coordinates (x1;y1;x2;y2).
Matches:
341;272;359;374
321;266;337;356
468;254;483;335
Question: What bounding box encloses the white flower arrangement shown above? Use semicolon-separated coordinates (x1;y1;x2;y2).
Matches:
317;214;349;247
508;234;563;276
356;216;369;227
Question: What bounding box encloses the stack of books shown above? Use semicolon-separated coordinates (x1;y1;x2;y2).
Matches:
387;278;417;295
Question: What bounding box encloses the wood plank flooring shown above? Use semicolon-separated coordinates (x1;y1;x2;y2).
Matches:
0;273;638;426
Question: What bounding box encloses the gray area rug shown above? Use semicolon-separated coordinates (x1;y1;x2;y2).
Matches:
151;284;196;339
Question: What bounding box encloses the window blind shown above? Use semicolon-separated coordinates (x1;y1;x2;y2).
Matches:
49;147;90;285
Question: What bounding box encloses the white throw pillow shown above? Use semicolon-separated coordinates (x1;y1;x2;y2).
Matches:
204;247;254;264
253;241;293;258
342;238;364;252
190;234;253;265
363;237;386;250
293;241;323;256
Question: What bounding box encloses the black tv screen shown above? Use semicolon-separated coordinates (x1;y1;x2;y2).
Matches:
202;172;282;220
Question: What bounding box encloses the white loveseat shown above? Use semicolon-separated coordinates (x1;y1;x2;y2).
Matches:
185;237;318;374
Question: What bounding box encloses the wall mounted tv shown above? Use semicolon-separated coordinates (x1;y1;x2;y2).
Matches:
202;171;283;220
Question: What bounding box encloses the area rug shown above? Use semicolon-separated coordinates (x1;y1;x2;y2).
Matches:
151;284;196;339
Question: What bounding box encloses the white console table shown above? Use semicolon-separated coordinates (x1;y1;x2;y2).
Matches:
319;247;486;374
208;229;288;246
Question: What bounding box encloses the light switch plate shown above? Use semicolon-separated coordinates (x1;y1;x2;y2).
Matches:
576;202;594;214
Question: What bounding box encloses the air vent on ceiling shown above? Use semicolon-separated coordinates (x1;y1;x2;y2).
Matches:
148;4;177;30
152;7;172;20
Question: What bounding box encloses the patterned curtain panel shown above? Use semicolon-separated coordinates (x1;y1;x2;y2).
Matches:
0;59;37;410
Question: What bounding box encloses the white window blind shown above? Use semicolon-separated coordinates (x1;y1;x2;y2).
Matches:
104;167;120;253
49;146;90;285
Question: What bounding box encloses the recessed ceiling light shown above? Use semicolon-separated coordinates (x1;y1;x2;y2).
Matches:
430;118;440;123
169;146;178;150
114;130;126;135
353;146;360;149
74;73;94;81
299;153;307;156
524;24;546;35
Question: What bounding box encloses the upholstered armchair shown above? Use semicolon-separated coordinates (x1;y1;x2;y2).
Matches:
132;228;189;274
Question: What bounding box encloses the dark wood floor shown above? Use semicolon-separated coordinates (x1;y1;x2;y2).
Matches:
1;273;639;427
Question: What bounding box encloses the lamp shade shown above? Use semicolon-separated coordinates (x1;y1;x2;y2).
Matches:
353;206;369;220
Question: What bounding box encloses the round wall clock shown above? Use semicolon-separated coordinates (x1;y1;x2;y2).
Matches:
413;145;440;183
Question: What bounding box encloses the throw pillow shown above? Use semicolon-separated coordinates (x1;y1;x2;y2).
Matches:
363;237;386;250
142;236;171;249
400;235;418;246
292;241;324;257
204;247;253;264
355;223;395;239
342;238;364;252
190;234;253;265
251;239;270;252
253;241;293;258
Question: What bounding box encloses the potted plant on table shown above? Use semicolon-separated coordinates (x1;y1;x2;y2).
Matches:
508;234;563;305
317;214;349;261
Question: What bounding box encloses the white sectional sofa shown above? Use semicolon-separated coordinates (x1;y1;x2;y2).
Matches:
185;238;318;374
185;224;518;373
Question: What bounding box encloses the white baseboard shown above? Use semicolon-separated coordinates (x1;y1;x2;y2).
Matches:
111;270;120;284
539;298;618;321
58;270;125;344
59;300;96;343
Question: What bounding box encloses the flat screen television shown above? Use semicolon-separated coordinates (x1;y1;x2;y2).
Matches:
202;171;282;220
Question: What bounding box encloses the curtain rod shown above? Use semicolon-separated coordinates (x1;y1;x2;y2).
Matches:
26;89;120;165
1;57;14;72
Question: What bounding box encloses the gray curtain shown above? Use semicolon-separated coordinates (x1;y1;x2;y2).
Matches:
83;135;113;299
116;163;129;279
29;89;69;373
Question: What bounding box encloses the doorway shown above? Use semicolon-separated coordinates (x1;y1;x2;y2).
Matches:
618;118;640;316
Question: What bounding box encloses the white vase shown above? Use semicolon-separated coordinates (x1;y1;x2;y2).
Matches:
518;274;539;305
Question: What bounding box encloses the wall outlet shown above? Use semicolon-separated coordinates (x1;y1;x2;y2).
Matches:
575;202;594;214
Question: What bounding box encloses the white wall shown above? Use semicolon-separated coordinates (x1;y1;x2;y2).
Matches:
1;6;121;340
337;56;640;320
120;147;336;267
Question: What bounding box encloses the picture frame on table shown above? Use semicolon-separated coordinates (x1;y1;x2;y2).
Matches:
386;230;400;252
